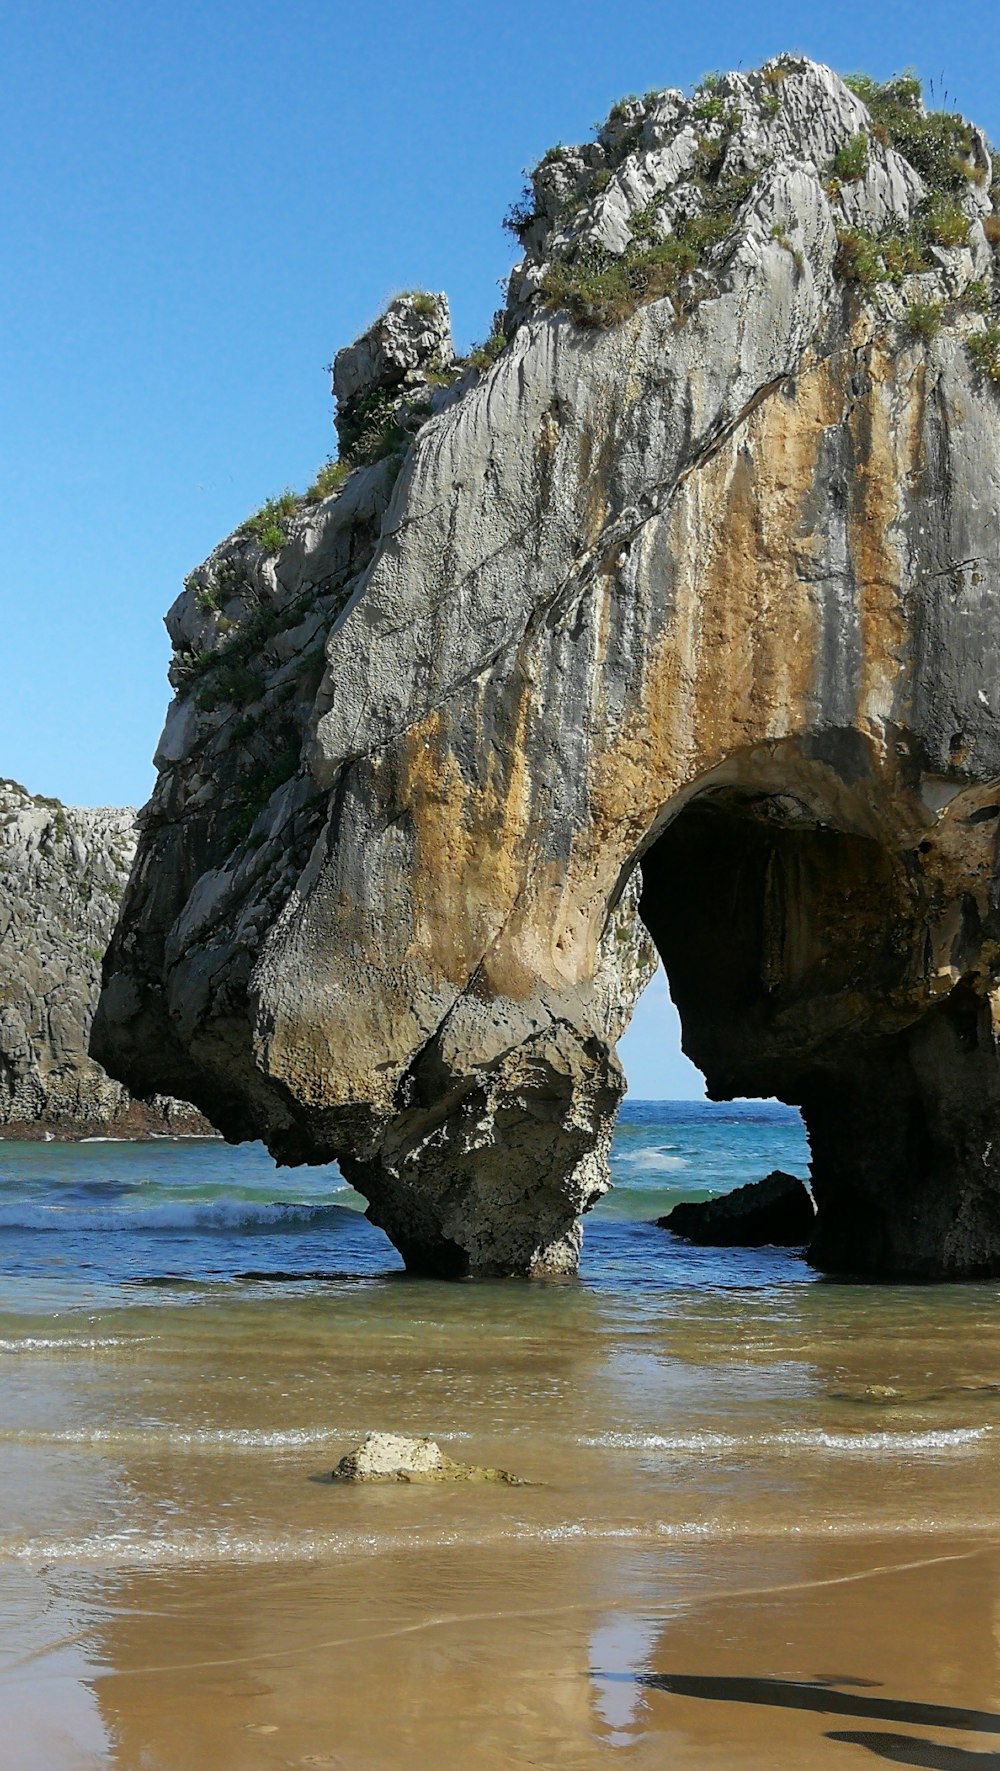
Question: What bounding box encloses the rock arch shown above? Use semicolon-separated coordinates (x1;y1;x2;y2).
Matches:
93;59;1000;1279
638;746;1000;1277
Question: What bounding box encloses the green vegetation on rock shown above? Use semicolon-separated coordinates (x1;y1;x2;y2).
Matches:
225;744;300;845
968;324;1000;384
539;145;756;328
904;299;946;339
246;491;297;554
399;289;438;316
511;62;999;340
304;458;351;503
834;225;921;286
832;133;869;183
468;330;507;370
196;660;265;714
541;238;695;327
338;386;409;468
843;72;986;193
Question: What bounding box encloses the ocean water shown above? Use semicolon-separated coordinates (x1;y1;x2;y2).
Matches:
3;1102;1000;1770
0;1099;810;1309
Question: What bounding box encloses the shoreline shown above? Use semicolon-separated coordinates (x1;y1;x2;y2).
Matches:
0;1122;221;1144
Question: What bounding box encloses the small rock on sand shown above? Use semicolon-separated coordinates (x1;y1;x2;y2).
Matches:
332;1431;520;1484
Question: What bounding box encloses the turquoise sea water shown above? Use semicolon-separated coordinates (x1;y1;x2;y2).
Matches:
0;1101;811;1312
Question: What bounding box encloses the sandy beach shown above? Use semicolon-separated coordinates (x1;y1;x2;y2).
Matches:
8;1532;1000;1769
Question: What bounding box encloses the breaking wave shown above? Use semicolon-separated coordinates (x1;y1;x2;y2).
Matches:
0;1195;352;1235
615;1148;688;1172
4;1513;998;1569
585;1427;991;1457
0;1336;149;1354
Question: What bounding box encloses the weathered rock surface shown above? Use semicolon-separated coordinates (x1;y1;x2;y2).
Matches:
0;779;209;1136
332;1432;520;1484
95;59;1000;1278
658;1171;815;1246
333;291;453;420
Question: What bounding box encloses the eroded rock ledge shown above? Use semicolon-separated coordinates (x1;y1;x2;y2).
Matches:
95;59;1000;1277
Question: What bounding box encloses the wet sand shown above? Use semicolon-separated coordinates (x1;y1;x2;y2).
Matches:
6;1534;1000;1768
2;1277;1000;1768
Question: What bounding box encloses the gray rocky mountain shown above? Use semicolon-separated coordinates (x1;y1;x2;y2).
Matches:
94;58;1000;1276
0;779;208;1136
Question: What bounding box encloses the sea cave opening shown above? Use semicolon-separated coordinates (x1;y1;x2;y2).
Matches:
614;763;1000;1277
632;781;906;1107
620;774;933;1273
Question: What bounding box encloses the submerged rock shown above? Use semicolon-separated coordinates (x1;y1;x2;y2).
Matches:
658;1171;815;1246
94;60;1000;1279
332;1432;520;1485
0;778;208;1137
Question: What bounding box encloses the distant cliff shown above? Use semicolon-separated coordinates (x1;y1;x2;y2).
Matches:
0;779;210;1137
95;59;1000;1276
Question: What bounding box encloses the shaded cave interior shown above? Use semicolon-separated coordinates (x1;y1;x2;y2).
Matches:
634;771;1000;1278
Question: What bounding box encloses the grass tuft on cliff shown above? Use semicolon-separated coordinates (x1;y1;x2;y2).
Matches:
338;387;410;467
843;72;986;194
904;299;946;339
225;745;301;846
968;324;1000;385
831;133;869;183
304;458;351;503
246;491;297;554
539;150;756;328
468;330;507;370
540;240;694;327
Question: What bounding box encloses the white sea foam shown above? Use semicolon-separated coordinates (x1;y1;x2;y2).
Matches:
584;1427;991;1457
616;1148;689;1173
4;1513;998;1568
5;1419;983;1457
0;1424;344;1448
0;1422;474;1451
0;1336;144;1354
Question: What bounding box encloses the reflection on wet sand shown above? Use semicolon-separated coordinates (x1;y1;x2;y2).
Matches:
81;1544;611;1771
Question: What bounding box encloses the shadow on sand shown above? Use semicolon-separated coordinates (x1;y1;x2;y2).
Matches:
827;1729;1000;1766
596;1673;1000;1766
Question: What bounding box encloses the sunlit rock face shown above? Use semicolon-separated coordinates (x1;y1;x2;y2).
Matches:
95;58;1000;1276
0;780;207;1136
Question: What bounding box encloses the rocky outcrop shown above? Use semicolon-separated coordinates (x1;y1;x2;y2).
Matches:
95;59;1000;1277
332;1432;520;1484
658;1171;815;1246
0;780;209;1137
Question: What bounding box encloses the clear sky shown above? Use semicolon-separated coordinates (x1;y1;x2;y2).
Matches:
2;0;996;1097
618;966;705;1098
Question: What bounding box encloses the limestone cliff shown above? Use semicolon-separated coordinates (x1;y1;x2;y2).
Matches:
0;780;209;1136
95;59;1000;1276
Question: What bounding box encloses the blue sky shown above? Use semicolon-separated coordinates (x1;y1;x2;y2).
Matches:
2;0;995;1096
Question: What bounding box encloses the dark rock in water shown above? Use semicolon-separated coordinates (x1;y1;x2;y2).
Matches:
658;1172;815;1247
